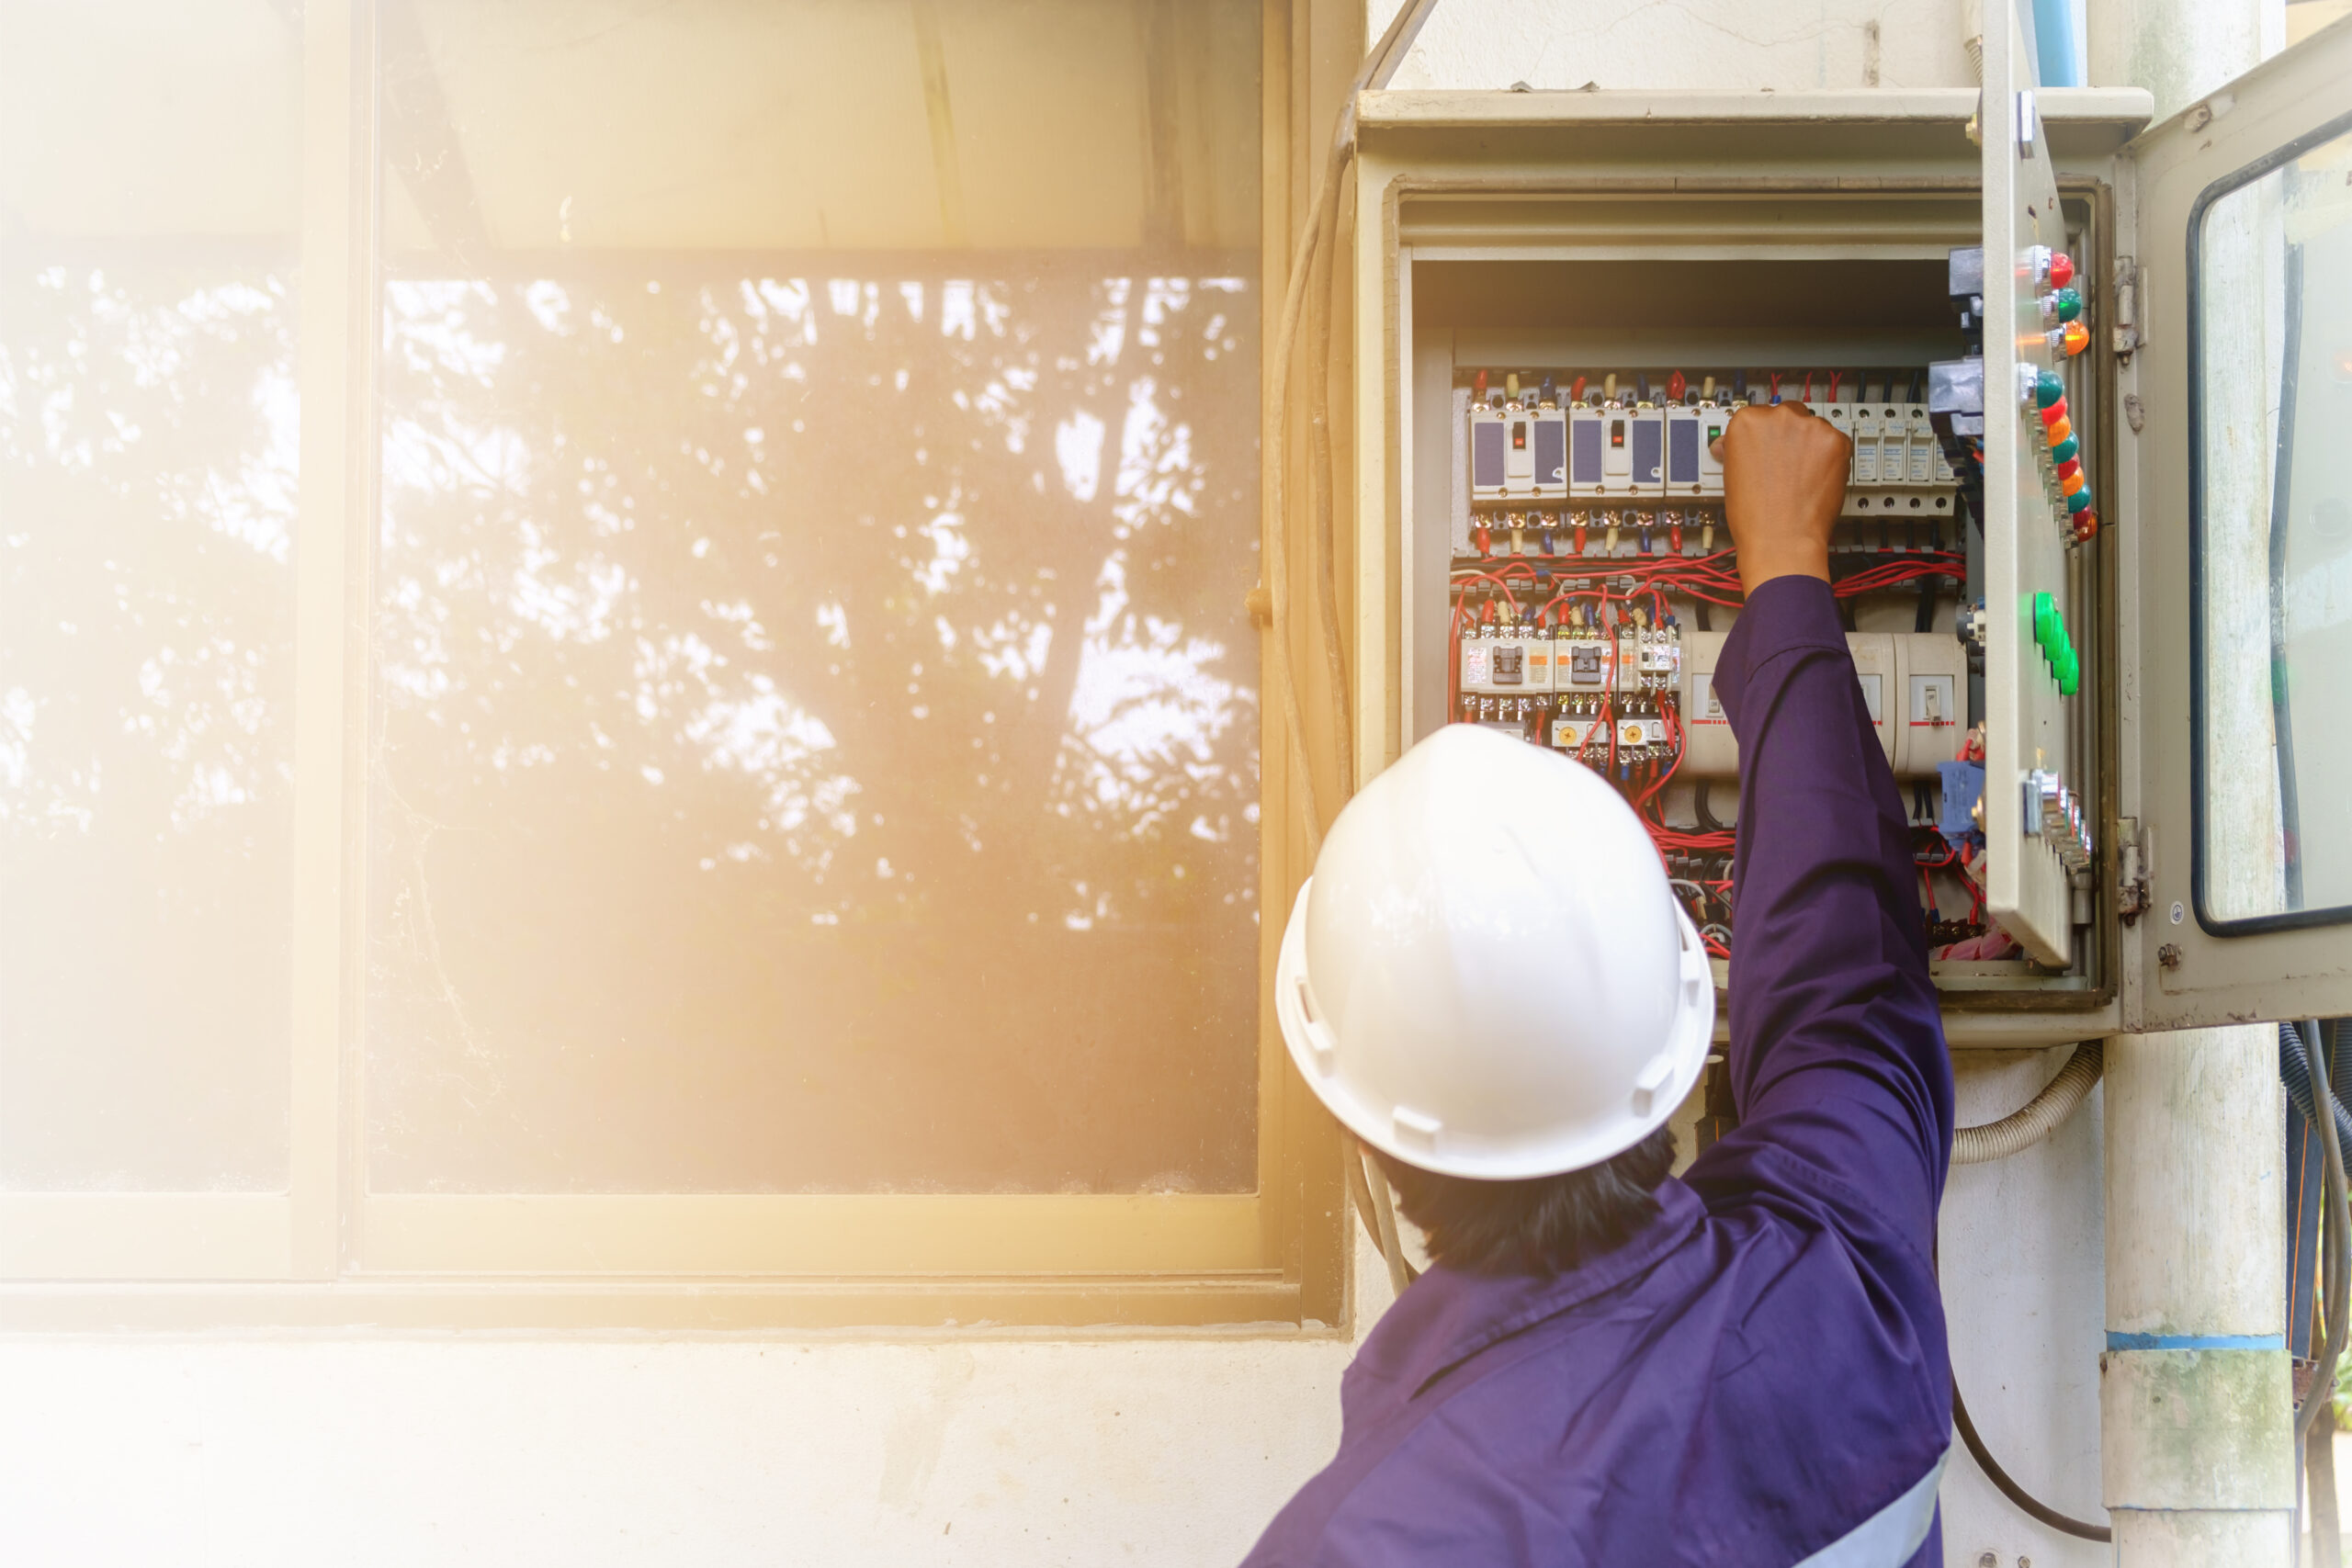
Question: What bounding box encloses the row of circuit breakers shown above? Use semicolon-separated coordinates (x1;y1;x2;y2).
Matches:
1467;373;1959;520
1458;619;1967;779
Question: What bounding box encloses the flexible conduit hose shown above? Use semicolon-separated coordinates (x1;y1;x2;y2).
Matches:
1951;1041;2104;1165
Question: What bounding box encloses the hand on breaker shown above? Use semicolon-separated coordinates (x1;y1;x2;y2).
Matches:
1711;401;1851;597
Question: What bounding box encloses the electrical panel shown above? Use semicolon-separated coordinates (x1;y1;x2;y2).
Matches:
1356;15;2352;1038
1447;358;2011;973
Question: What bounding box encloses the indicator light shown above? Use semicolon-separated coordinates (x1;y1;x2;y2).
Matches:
2072;509;2100;542
2044;413;2073;444
2055;457;2082;483
2049;321;2090;357
2064;486;2093;514
2061;468;2087;497
2050;434;2079;465
2034;369;2065;408
2048;251;2075;288
2041;287;2083;323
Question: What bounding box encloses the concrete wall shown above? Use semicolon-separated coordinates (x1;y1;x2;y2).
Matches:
0;1056;2109;1567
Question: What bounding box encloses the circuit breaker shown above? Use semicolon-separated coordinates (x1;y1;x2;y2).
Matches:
1348;4;2352;1041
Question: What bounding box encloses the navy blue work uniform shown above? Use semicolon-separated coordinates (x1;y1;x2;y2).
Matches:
1240;575;1957;1567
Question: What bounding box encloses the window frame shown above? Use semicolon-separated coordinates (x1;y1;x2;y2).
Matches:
2184;102;2352;940
0;0;1354;1333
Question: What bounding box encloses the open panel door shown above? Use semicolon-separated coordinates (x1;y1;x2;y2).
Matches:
1980;4;2086;968
2128;17;2352;1029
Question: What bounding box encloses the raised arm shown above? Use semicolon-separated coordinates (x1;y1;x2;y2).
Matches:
1701;404;1954;1241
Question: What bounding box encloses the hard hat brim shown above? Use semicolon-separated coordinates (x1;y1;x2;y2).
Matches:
1275;875;1717;1182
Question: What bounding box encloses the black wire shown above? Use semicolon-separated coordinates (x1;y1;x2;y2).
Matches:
1951;1374;2112;1542
1693;780;1728;834
2297;1018;2349;1445
2281;1020;2352;1161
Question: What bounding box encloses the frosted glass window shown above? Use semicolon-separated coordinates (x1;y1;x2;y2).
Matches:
2195;123;2352;931
368;0;1264;1192
0;2;301;1190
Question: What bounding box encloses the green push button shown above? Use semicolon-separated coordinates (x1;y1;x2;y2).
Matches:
2033;592;2057;659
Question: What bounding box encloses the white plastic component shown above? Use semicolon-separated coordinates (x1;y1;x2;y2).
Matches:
1550;704;1603;753
1851;405;1881;484
1469;403;1568;504
1695;402;1730;497
1676;630;1928;776
1276;726;1715;1179
1503;412;1536;491
1458;629;1498;694
1905;405;1937;483
1825;402;1855;468
1615;624;1642;693
1895;634;1967;775
1510;623;1555;694
1555;634;1613;693
1637;626;1681;686
1980;13;2077;967
1600;409;1636;494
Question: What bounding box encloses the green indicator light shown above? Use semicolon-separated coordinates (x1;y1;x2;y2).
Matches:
2050;434;2080;465
2064;486;2093;514
2050;288;2083;323
2034;369;2066;409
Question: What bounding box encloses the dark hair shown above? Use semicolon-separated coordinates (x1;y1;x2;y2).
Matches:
1373;1125;1677;1277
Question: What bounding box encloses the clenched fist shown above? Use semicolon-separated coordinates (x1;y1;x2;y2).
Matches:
1709;402;1852;598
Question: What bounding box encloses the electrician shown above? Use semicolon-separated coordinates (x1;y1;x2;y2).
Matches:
1242;403;1954;1567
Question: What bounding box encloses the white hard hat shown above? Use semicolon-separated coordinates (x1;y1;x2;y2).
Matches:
1276;724;1714;1181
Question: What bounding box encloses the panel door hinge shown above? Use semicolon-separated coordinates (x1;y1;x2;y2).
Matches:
2116;817;2150;925
2111;256;2141;360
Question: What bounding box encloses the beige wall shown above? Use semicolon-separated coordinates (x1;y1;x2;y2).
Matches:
0;1056;2104;1567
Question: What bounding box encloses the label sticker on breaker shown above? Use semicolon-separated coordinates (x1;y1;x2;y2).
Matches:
1689;673;1728;725
1460;641;1492;689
